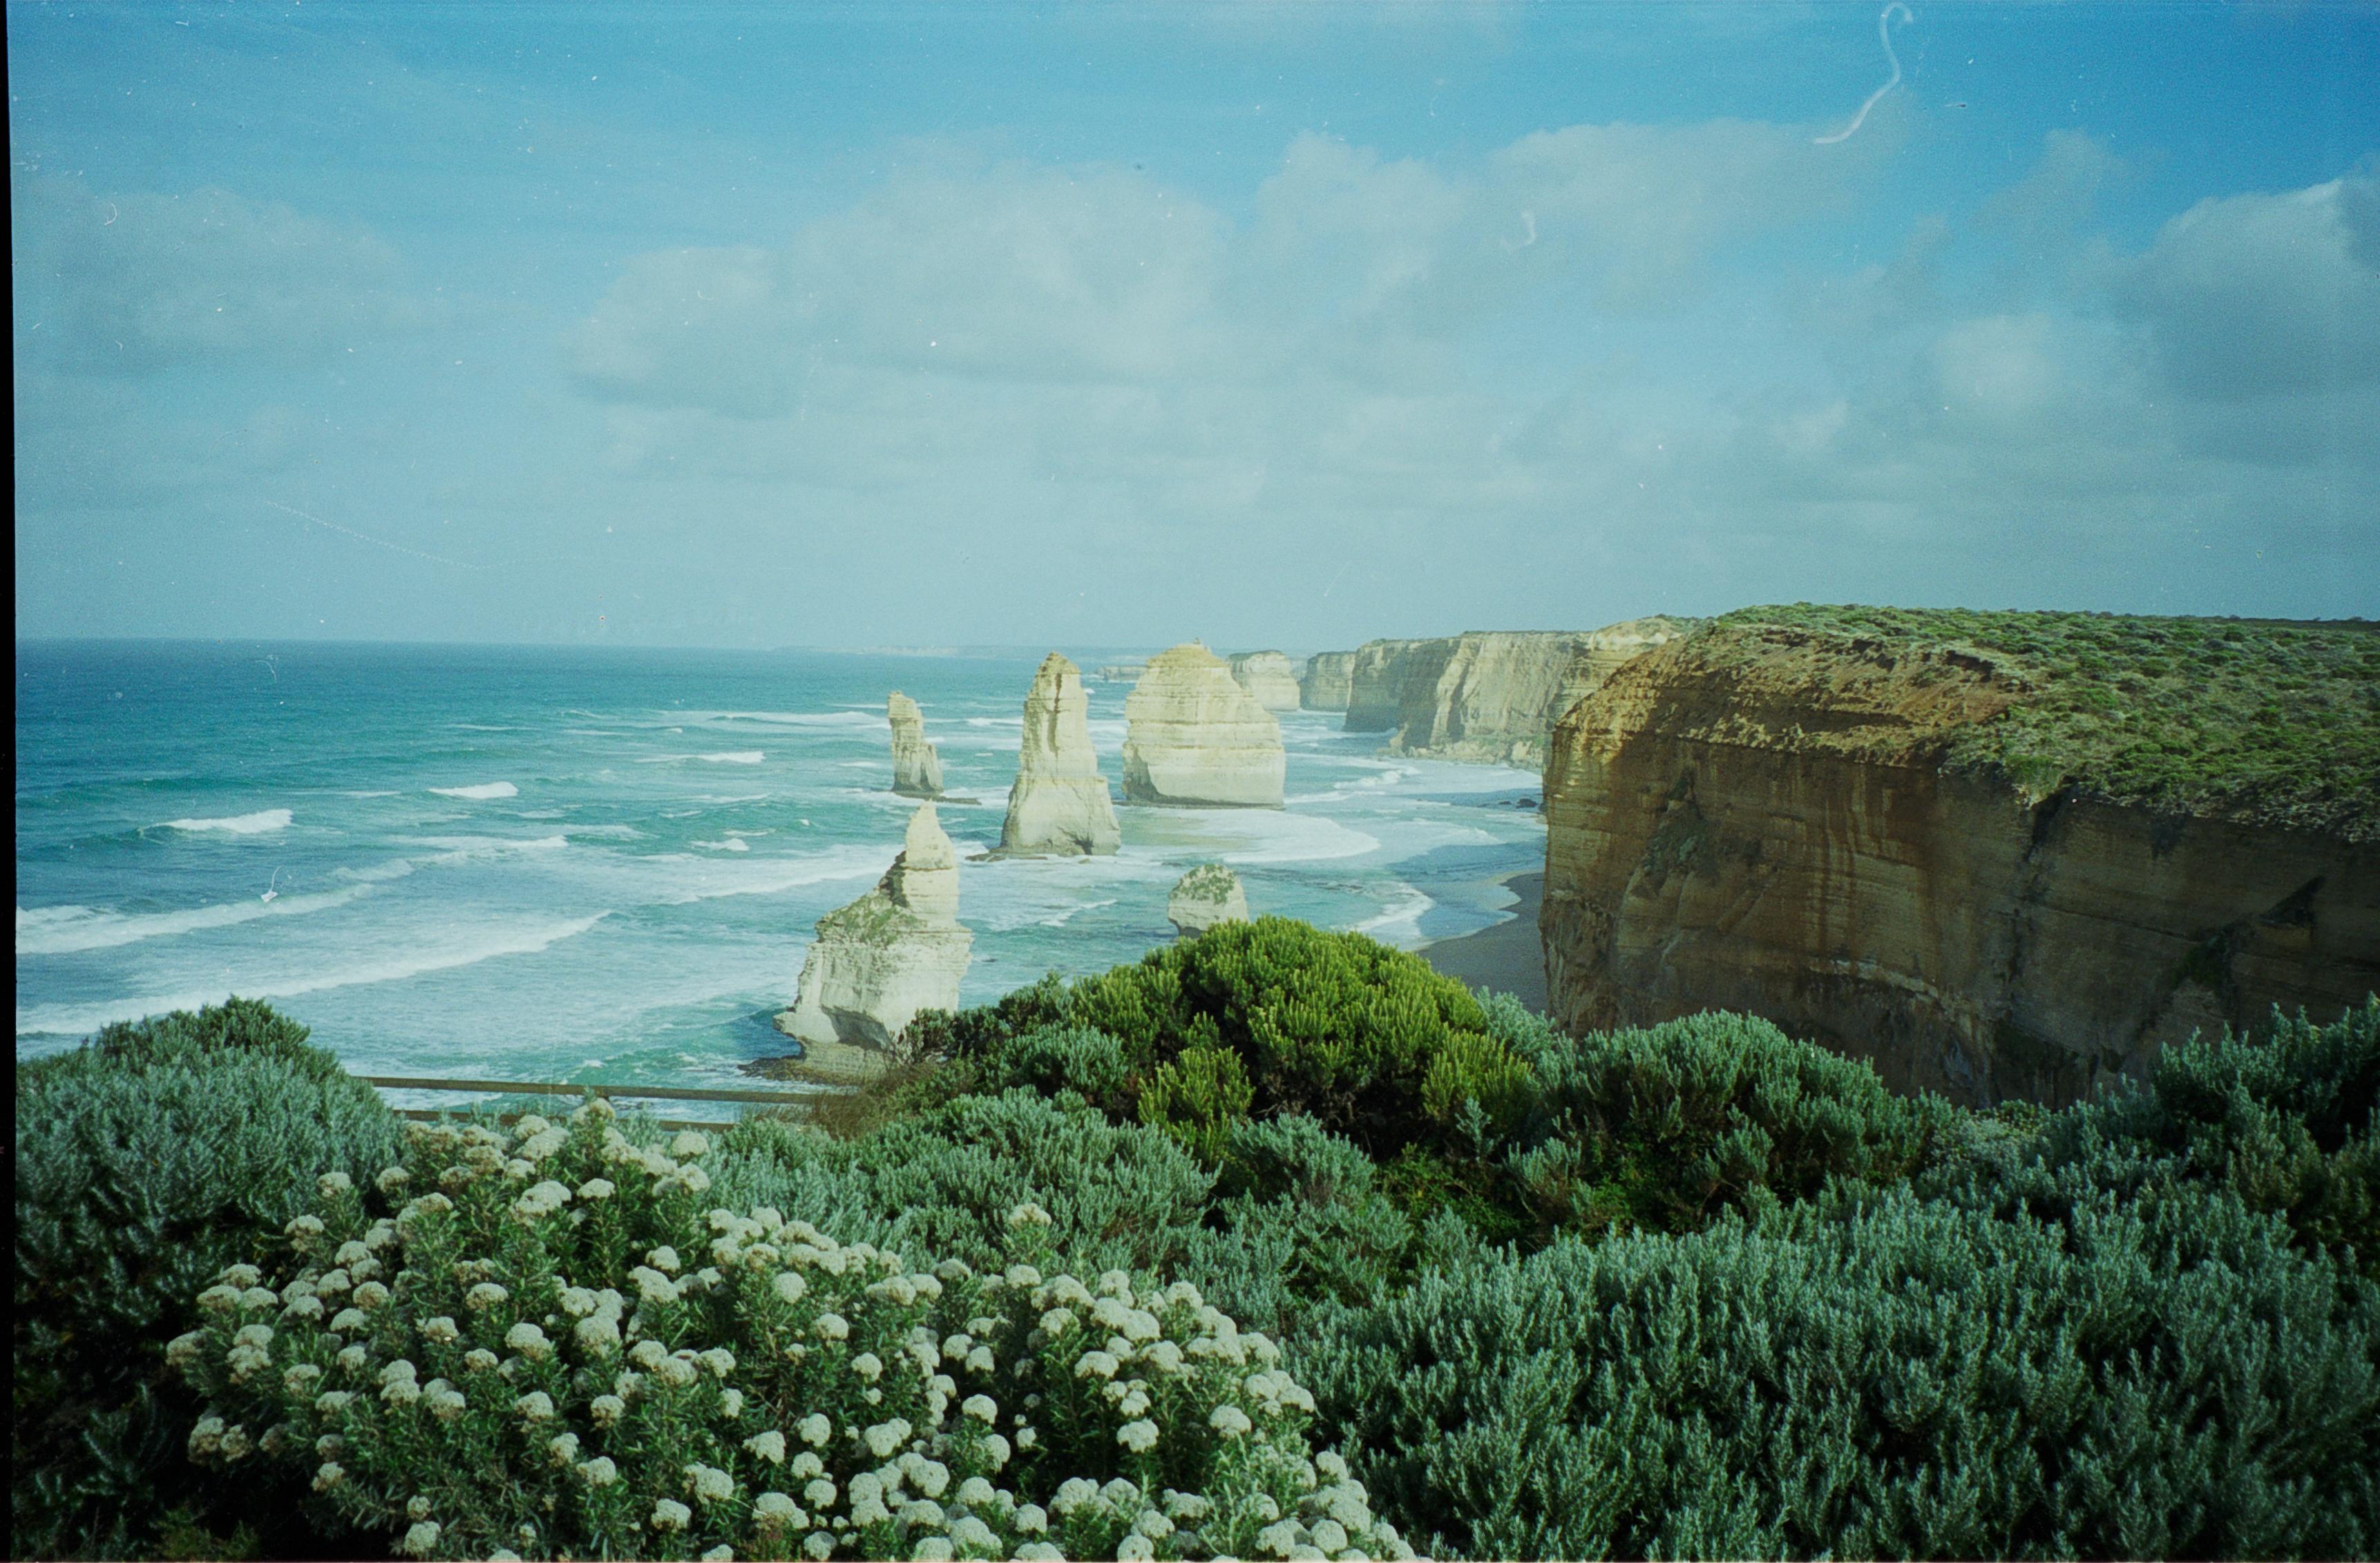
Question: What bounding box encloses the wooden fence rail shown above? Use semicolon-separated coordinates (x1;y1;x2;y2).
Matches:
361;1075;815;1133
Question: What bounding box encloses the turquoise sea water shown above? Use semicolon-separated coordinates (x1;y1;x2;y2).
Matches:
16;642;1543;1105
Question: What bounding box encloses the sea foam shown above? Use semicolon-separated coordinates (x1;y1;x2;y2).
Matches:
155;808;292;835
428;782;519;800
17;885;370;956
14;912;611;1039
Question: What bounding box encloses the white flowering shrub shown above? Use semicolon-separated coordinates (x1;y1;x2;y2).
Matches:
172;1100;1415;1562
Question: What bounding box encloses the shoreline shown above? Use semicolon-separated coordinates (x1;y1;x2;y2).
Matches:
1418;870;1547;1013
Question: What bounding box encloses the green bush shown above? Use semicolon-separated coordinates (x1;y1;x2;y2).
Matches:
2010;1000;2379;1274
1065;919;1536;1162
15;1000;401;1559
1506;1010;1958;1240
1300;1172;2380;1560
170;1100;1413;1562
717;1091;1215;1281
715;1094;1413;1344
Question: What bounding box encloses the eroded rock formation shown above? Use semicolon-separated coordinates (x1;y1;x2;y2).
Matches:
1228;651;1304;713
1540;624;2380;1106
997;653;1121;856
1300;651;1356;711
1123;644;1286;808
887;691;944;798
780;802;973;1072
1168;863;1250;936
1389;621;1695;767
1344;640;1452;732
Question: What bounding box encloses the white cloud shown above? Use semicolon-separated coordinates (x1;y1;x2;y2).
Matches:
2113;169;2380;399
12;178;439;372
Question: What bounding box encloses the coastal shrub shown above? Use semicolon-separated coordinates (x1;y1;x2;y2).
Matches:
15;1000;401;1560
1714;604;2380;836
170;1100;1413;1562
1301;1174;2380;1560
1183;1118;1418;1339
1067;919;1536;1161
973;1024;1136;1109
716;1095;1413;1341
2001;1000;2379;1274
1505;1010;1957;1240
718;1090;1215;1279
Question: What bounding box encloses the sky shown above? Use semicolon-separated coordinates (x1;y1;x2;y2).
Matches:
10;1;2379;650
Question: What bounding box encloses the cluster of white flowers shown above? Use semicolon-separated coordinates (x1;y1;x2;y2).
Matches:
171;1111;1413;1562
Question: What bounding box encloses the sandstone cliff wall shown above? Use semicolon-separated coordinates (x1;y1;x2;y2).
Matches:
1541;627;2380;1106
1387;620;1691;767
1228;651;1304;713
1344;640;1454;733
1300;652;1355;711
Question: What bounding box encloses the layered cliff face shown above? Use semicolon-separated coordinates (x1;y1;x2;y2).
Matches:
998;653;1121;856
1123;644;1286;808
1168;863;1250;936
1228;651;1304;713
1300;651;1356;711
1387;620;1693;767
886;691;944;798
1541;620;2380;1107
1344;639;1454;732
781;803;973;1071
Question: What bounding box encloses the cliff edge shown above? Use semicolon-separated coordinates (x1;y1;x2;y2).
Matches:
1541;607;2380;1106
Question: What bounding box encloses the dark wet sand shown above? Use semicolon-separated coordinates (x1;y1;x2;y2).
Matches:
1419;871;1547;1013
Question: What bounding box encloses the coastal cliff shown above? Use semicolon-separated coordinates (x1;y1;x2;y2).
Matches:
1388;621;1693;767
1343;640;1452;733
1541;608;2380;1106
781;802;973;1071
1123;644;1286;808
1300;651;1355;711
997;652;1121;856
1228;651;1304;713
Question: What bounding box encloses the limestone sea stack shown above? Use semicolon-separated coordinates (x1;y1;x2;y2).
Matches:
780;802;973;1072
887;691;944;798
1227;651;1304;713
1300;652;1356;711
1168;863;1250;936
998;653;1122;856
1123;644;1286;808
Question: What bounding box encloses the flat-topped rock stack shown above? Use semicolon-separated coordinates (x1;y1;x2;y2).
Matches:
887;691;944;798
1168;863;1250;936
1123;643;1286;809
1228;651;1304;713
779;802;973;1075
997;653;1122;856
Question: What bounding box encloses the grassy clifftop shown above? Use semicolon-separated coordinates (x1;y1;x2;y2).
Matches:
1712;604;2380;840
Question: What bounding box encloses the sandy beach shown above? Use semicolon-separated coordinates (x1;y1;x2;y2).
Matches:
1419;870;1547;1013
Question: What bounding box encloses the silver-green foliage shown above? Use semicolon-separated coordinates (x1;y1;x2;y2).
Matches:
1504;1009;1956;1238
716;1091;1414;1342
2028;999;2380;1274
1298;1167;2380;1560
14;999;401;1557
170;1100;1413;1562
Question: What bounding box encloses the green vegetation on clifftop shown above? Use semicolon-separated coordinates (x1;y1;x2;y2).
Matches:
1715;604;2380;839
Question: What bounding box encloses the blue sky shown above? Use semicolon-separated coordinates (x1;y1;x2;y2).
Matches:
11;1;2378;648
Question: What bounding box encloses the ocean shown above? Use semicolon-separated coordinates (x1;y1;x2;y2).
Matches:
15;641;1544;1109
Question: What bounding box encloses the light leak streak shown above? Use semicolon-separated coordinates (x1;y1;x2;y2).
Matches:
1815;3;1914;146
264;500;484;570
